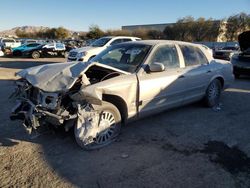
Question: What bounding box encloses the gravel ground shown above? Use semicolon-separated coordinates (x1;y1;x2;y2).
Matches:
0;57;250;188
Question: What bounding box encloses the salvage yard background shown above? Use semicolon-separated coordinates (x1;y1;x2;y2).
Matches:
1;57;250;188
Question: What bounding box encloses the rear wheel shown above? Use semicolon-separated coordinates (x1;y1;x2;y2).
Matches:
31;51;40;59
205;79;222;107
75;101;121;150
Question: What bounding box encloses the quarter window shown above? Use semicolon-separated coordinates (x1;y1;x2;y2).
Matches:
180;45;208;66
149;45;180;69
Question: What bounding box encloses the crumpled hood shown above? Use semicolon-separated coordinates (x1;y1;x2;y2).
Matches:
17;62;128;92
238;30;250;52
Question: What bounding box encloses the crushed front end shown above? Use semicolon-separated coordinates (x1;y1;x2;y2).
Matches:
9;61;127;149
10;79;78;133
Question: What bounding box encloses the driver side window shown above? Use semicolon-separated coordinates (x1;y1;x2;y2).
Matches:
149;45;180;69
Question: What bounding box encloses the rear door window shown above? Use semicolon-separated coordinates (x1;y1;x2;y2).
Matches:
180;45;208;66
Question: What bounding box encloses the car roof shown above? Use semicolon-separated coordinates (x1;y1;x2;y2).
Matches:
126;40;204;47
101;36;141;40
121;40;214;61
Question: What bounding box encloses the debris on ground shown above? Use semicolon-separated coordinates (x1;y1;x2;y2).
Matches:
212;103;222;112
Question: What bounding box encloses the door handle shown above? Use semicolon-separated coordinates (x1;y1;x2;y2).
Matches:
207;70;212;73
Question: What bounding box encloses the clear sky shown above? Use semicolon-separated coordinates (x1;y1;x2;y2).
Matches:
1;0;249;31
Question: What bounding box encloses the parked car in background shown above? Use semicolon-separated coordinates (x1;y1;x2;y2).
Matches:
64;45;77;58
20;39;39;44
231;30;250;78
64;39;86;48
213;45;240;60
22;42;66;59
12;43;41;56
10;40;233;149
0;49;4;56
200;44;213;57
0;38;21;48
194;42;239;52
85;39;96;46
43;42;66;50
67;36;141;62
1;46;12;56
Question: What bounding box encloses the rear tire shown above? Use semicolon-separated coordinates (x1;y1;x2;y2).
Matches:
75;101;121;150
31;51;40;59
205;79;222;107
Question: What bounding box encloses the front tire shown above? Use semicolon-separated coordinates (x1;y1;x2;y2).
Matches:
75;101;121;150
31;51;40;59
205;79;222;107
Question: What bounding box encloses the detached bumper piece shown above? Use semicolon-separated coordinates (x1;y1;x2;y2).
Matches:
10;99;41;133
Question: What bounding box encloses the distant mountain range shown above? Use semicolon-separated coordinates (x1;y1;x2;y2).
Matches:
0;26;83;37
0;26;50;37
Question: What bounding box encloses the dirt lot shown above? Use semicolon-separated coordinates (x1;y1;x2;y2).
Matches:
0;57;250;188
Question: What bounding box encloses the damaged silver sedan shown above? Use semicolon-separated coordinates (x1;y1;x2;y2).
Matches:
10;40;233;149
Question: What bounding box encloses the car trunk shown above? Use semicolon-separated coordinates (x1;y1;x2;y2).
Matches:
238;31;250;52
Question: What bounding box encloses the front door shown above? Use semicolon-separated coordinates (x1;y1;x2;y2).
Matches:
138;44;187;117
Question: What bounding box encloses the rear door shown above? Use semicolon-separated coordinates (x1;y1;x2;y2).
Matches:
178;44;212;102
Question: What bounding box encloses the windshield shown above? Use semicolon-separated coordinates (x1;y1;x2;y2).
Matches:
91;43;152;73
90;37;112;47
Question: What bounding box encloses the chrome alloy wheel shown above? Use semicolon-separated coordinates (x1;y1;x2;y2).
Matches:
94;111;116;144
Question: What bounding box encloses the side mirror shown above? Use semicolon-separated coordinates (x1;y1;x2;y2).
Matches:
148;62;165;72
